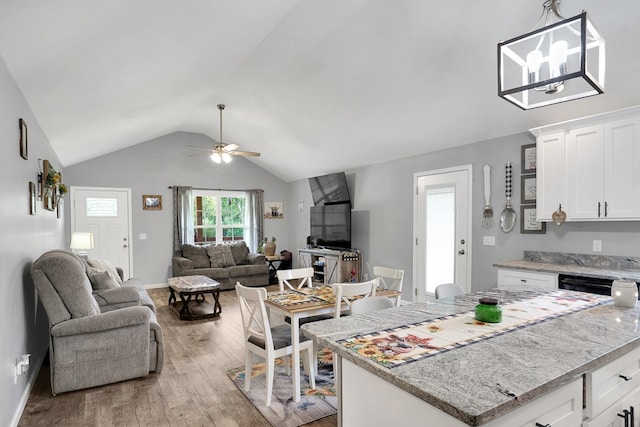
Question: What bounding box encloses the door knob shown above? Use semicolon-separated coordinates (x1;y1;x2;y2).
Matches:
460;239;465;244
458;249;465;255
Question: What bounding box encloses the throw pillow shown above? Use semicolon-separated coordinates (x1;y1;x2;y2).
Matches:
87;259;123;284
228;241;249;265
207;245;236;268
181;244;211;268
87;267;120;290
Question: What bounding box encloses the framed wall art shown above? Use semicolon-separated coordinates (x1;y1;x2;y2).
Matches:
29;181;36;215
521;143;536;173
520;205;546;234
521;175;537;204
142;195;162;210
264;202;283;219
19;118;28;160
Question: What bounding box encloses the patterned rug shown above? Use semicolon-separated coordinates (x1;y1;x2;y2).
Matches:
227;348;337;427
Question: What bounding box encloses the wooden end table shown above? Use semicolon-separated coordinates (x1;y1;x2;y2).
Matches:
167;275;222;321
265;255;286;284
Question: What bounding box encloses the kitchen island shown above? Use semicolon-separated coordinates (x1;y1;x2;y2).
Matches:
301;289;640;426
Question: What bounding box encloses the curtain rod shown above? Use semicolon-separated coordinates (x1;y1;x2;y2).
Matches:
168;186;261;192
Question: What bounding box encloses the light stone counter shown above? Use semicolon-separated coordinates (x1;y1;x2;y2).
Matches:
494;250;640;281
301;289;640;426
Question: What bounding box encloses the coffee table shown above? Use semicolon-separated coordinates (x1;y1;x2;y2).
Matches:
167;275;221;321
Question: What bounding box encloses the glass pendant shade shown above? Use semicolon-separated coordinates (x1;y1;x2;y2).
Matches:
211;152;222;163
498;10;605;110
221;152;232;163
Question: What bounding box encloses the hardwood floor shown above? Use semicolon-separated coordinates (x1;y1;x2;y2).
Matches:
19;286;337;427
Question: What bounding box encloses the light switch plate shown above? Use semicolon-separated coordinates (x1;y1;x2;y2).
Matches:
483;236;496;246
139;233;147;240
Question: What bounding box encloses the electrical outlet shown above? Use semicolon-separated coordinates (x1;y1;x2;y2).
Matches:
483;236;496;246
593;240;602;252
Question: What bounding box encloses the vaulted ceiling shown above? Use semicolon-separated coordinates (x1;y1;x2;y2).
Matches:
1;1;639;182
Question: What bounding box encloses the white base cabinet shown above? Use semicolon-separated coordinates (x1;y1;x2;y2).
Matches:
497;268;558;290
340;358;582;427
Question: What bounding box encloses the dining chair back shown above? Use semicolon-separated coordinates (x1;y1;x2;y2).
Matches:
235;282;315;406
350;295;395;315
277;267;314;292
373;266;405;306
434;283;466;299
331;278;379;318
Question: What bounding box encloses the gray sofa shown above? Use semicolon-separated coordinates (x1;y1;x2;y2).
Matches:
172;241;269;290
31;250;163;395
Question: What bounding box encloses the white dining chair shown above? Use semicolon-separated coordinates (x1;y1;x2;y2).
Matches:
235;282;315;406
331;278;379;318
277;267;314;292
434;283;465;299
373;266;405;306
350;295;395;315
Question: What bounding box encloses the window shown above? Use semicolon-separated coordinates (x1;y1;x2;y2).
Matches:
193;190;246;245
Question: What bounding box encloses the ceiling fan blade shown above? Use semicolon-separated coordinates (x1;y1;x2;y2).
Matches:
187;145;215;152
222;143;239;152
188;152;215;157
229;150;261;157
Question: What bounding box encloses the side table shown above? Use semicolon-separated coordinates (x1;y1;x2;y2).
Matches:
265;255;286;284
167;275;222;321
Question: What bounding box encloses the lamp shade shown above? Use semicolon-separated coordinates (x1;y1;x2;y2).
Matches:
498;11;605;109
70;232;94;251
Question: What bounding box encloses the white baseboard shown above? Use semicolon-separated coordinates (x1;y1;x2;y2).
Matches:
144;282;168;289
10;353;45;427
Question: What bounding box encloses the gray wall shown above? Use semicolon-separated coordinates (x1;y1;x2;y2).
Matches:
288;132;640;300
64;132;291;285
1;55;65;426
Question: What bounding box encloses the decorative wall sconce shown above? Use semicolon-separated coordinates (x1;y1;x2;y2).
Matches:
38;159;68;212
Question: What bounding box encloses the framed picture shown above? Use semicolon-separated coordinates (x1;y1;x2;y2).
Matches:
19;118;28;160
521;143;536;173
142;195;162;210
520;205;546;234
521;175;537;204
29;181;36;215
264;201;283;219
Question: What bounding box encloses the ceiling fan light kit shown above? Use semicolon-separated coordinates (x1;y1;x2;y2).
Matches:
498;0;605;110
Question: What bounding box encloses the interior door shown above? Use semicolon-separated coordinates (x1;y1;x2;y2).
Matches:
71;187;133;277
414;166;472;302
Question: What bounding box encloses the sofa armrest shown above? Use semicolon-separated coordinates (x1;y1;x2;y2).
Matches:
173;256;194;276
248;253;265;265
93;287;140;312
51;306;150;337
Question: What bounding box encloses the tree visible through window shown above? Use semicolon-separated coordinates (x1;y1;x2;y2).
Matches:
193;191;246;245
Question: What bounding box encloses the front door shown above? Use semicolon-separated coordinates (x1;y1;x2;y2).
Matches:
413;166;472;302
70;187;133;277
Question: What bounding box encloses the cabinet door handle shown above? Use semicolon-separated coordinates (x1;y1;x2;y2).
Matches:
598;201;601;217
605;201;608;217
620;374;633;381
630;405;635;427
520;279;528;283
535;423;551;427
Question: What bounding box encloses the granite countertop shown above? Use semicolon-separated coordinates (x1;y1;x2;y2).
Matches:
494;251;640;281
301;289;640;426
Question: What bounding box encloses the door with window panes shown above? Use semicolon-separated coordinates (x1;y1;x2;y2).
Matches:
193;190;246;245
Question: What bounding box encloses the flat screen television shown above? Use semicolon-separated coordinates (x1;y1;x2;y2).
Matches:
308;172;351;206
309;203;351;250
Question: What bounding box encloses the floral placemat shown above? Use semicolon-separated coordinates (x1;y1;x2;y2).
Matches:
267;290;320;306
338;291;611;368
298;286;336;303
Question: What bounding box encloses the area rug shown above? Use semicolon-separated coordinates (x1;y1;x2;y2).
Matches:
227;348;337;427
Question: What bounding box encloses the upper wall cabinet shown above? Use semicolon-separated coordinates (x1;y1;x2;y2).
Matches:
531;106;640;222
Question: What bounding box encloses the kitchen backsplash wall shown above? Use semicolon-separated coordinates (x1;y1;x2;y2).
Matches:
524;251;640;270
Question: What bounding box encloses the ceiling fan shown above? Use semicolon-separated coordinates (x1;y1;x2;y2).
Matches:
189;104;261;164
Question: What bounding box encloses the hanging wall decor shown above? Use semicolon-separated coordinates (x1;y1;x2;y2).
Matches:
29;181;36;215
19;118;28;160
142;195;162;210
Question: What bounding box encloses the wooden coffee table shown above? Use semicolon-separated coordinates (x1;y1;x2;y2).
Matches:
167;275;222;321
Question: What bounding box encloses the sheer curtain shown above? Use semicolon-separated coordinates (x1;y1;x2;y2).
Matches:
173;186;193;254
244;189;264;253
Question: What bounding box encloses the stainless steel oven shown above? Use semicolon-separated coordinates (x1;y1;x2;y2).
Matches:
558;274;617;296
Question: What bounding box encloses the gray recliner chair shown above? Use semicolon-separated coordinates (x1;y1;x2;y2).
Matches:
31;250;163;395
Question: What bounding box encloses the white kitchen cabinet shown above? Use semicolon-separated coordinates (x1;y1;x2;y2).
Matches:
531;106;640;222
536;131;567;221
497;268;558;290
341;357;582;427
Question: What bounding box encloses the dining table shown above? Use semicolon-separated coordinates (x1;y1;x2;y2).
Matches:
264;284;401;402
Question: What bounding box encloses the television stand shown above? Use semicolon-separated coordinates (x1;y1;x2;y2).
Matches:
298;248;362;285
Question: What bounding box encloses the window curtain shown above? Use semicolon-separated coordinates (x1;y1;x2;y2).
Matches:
244;189;264;253
173;186;193;254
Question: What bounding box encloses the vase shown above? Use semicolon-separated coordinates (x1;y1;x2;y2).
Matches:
264;242;276;257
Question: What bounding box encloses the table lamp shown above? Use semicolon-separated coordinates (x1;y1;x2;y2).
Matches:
70;232;94;259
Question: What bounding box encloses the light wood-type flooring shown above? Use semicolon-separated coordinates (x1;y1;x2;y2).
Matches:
19;285;337;427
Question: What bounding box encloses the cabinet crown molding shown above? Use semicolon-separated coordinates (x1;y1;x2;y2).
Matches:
530;105;640;137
